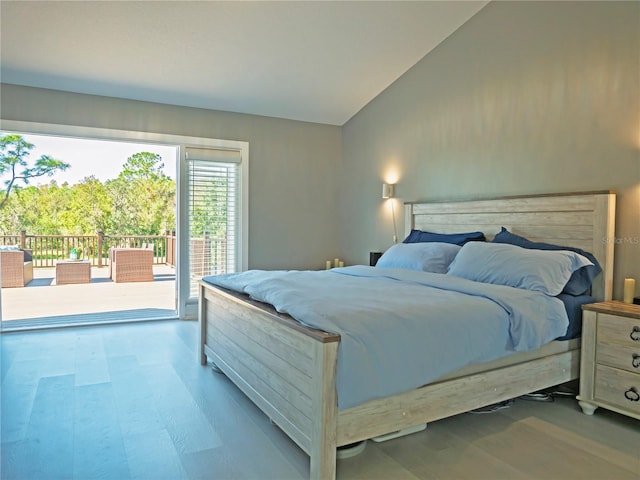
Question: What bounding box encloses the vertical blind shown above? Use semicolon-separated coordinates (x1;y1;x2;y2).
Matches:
186;147;241;297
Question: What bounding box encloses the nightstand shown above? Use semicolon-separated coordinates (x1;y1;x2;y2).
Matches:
578;301;640;420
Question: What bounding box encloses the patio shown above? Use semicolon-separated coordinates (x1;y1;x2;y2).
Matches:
1;264;176;330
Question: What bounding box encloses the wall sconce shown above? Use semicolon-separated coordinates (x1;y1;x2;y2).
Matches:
382;183;398;243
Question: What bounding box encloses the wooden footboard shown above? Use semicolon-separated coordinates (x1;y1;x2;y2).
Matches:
199;282;340;479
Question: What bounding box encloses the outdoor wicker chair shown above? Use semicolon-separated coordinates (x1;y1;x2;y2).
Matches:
109;247;154;283
0;250;34;288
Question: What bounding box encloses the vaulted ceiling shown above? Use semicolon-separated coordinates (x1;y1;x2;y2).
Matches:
1;1;488;125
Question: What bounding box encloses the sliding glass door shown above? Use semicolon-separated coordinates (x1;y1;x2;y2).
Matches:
0;120;249;327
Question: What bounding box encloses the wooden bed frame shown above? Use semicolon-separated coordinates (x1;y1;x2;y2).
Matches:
199;191;616;479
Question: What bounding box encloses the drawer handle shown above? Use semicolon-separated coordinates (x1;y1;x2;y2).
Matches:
633;354;640;369
630;326;640;342
624;387;640;402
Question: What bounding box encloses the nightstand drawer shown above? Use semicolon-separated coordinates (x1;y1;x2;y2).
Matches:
594;365;640;415
597;314;640;348
596;343;640;374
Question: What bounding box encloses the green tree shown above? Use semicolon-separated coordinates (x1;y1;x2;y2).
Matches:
1;181;73;235
119;151;167;182
0;144;176;238
106;152;175;235
58;176;112;234
0;134;70;209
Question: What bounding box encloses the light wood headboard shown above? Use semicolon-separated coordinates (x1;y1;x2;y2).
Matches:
404;191;616;301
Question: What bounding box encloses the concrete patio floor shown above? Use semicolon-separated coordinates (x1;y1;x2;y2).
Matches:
1;265;176;330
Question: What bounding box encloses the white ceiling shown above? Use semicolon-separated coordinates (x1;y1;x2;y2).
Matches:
1;1;488;126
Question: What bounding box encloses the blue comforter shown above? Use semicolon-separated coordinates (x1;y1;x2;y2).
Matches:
203;266;569;409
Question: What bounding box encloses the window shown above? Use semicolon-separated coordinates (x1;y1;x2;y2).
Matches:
186;147;243;298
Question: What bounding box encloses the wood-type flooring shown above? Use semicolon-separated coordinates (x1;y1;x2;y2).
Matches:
2;320;638;479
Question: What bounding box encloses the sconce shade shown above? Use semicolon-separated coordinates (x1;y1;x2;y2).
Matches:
382;183;394;199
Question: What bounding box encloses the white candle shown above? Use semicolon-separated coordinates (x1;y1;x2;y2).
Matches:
334;258;340;268
325;260;332;270
623;278;636;304
339;261;344;268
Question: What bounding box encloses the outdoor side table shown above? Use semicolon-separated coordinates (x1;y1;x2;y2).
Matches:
56;259;91;285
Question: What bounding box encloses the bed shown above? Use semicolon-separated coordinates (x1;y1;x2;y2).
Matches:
198;191;615;479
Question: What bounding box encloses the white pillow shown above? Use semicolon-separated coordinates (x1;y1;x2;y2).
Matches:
376;242;462;273
447;242;593;296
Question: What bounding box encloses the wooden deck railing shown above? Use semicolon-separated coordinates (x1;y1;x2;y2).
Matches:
0;230;176;268
0;231;225;274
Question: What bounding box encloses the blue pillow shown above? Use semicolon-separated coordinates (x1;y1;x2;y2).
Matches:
376;242;461;273
447;242;594;296
403;229;486;246
492;228;601;295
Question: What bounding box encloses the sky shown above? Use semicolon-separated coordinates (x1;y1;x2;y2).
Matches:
2;132;177;186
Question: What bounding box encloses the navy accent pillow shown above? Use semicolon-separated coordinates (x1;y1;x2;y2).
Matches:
403;229;486;246
492;228;601;296
21;249;33;262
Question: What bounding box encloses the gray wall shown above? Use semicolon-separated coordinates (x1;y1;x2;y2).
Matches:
0;84;342;271
1;1;638;300
341;0;640;300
